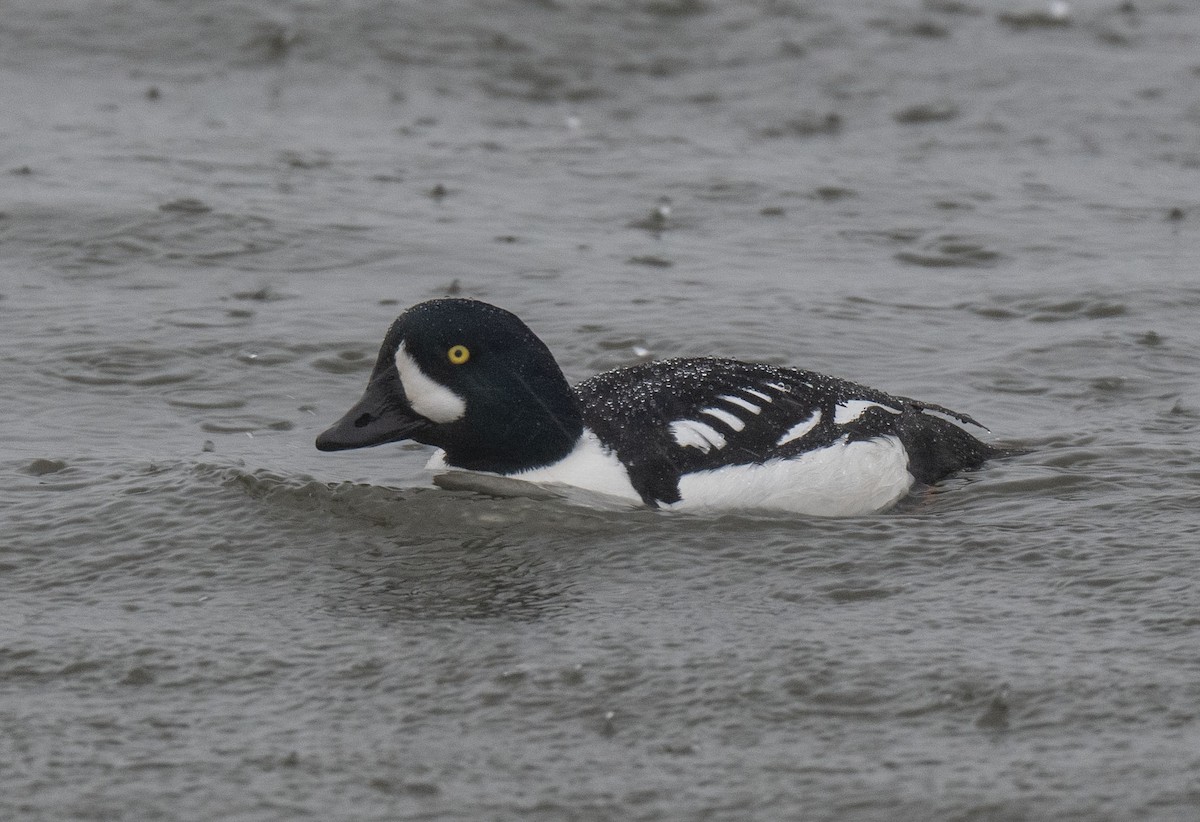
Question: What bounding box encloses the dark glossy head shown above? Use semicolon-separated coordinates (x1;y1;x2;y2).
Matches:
316;299;583;474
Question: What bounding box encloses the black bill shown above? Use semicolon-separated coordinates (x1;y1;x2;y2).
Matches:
315;371;429;452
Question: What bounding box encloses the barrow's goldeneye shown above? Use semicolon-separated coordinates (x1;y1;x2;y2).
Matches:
315;298;1003;515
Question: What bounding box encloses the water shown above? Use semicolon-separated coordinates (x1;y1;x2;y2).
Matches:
3;0;1200;819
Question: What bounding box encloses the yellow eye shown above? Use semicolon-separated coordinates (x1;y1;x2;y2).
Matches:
447;344;470;365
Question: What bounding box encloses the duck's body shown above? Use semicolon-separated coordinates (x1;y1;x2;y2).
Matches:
316;299;1001;516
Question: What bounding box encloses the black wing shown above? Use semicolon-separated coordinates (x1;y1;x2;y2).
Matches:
574;357;995;505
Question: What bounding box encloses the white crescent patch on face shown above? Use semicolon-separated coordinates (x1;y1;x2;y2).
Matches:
394;342;466;423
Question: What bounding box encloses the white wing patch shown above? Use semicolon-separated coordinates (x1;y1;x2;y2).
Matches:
701;407;746;432
719;394;762;414
741;388;773;403
834;400;900;426
394;343;466;423
669;419;727;453
775;409;822;446
672;435;913;516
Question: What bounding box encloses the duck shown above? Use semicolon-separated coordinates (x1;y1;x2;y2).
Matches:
315;298;1003;516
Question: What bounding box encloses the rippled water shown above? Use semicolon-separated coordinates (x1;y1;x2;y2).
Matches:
4;1;1200;819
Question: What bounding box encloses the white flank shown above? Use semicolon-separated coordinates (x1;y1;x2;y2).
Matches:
669;419;727;453
833;399;901;426
720;394;762;414
394;343;466;423
426;429;640;504
775;409;821;446
701;407;746;432
742;388;773;403
672;435;913;516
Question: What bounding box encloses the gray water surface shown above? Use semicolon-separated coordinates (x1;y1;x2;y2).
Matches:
4;1;1200;819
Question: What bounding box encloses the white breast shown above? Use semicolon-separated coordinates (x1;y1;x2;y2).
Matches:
671;435;914;516
425;428;642;504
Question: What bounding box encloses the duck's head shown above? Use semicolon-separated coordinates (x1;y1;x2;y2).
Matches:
315;298;583;474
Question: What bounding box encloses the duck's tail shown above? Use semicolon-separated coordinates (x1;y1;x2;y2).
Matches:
898;411;1020;485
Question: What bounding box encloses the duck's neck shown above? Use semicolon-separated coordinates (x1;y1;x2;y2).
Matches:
428;379;584;475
